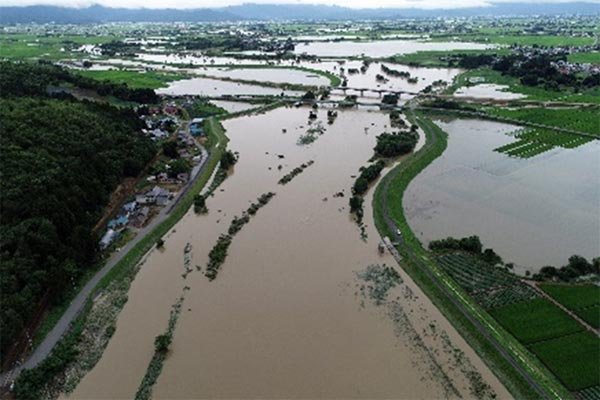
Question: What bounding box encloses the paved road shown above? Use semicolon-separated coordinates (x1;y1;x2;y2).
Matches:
375;113;553;400
1;126;209;387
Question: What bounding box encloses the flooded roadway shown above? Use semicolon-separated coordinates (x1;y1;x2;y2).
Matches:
67;108;509;399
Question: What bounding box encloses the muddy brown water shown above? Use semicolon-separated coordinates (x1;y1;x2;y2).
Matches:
404;118;600;273
67;108;509;399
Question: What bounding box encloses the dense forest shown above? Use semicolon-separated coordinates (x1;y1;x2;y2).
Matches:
0;62;157;360
0;61;158;103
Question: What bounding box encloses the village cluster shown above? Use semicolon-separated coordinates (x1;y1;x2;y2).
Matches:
100;101;207;251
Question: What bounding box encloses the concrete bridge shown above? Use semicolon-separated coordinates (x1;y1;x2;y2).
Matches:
328;86;420;98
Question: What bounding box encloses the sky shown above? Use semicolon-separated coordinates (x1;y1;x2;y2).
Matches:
0;0;591;8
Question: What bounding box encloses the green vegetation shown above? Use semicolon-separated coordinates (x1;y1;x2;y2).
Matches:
135;296;184;400
193;194;208;214
0;34;118;60
493;128;594;159
278;160;314;185
540;284;600;328
12;112;230;400
490;298;584;344
390;49;508;68
436;253;538;310
76;70;186;89
0;61;159;103
0;91;155;361
184;99;227;118
373;131;418;158
486;107;600;137
352;160;385;196
568;51;600;65
530;332;600;391
373;112;571;399
450;67;600;103
204;192;276;281
442;34;595;47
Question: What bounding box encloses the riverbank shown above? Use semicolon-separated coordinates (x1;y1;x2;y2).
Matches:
372;110;572;400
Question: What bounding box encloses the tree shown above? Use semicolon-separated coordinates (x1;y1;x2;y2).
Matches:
220;150;238;170
168;158;191;178
154;334;171;353
302;90;316;100
162;141;179;159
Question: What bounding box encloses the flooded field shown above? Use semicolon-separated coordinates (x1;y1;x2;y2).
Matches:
156;77;302;97
194;66;330;85
454;84;526;100
67;108;508;399
210;100;258;113
294;39;493;57
404;118;600;273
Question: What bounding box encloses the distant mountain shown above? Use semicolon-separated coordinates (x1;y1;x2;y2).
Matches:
0;2;598;24
0;5;237;24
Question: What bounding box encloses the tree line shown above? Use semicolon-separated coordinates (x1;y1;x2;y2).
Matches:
0;61;159;104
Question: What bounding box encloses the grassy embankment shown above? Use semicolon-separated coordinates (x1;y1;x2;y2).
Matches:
372;110;572;400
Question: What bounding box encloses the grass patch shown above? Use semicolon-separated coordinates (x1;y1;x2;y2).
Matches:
486;107;600;137
540;284;600;329
577;305;600;329
568;51;600;65
540;284;600;310
490;298;584;345
390;49;508;68
529;331;600;391
75;70;186;89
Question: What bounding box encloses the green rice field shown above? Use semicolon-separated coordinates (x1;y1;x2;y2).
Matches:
540;284;600;329
529;331;600;391
489;298;584;344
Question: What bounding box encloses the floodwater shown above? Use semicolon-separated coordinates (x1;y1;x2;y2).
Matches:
193;66;330;86
156;77;302;97
210;100;258;113
454;84;525;100
404;118;600;273
67;108;509;399
294;39;493;57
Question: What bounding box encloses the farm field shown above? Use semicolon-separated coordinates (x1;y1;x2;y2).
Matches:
529;331;600;391
490;298;584;344
0;34;117;60
75;70;187;89
450;68;600;103
540;284;600;328
435;252;539;309
432;33;596;47
567;51;600;64
486;107;600;137
493;128;594;158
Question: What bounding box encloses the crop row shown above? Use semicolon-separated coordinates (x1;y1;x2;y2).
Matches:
489;107;600;137
494;128;594;158
578;385;600;400
436;253;539;308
